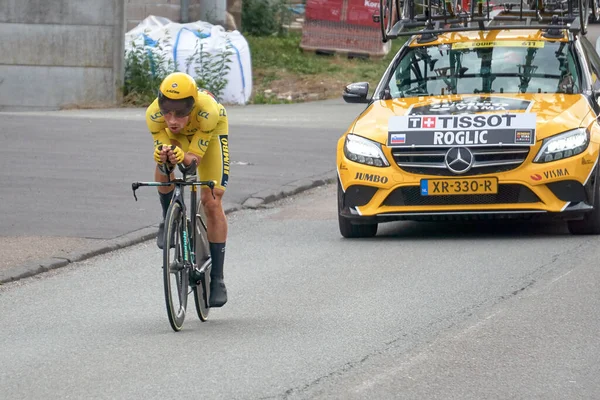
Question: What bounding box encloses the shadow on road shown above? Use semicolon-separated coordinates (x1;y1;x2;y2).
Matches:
374;219;573;240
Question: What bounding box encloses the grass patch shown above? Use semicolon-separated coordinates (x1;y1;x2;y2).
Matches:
247;34;343;75
247;32;406;104
122;30;406;106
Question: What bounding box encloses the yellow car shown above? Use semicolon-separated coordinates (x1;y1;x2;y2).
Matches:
337;4;600;237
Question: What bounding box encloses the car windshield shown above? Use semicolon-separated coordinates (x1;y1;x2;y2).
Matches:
388;40;580;98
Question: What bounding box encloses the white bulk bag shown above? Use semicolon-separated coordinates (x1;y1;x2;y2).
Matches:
125;16;252;105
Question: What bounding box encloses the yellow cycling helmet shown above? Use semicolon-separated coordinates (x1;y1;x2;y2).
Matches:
158;72;198;117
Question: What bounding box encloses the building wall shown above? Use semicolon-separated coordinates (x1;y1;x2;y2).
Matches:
0;0;125;111
126;0;183;32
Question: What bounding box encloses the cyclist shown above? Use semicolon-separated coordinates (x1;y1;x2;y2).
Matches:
146;72;230;308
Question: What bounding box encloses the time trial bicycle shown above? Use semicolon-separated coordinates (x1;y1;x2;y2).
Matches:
132;147;215;331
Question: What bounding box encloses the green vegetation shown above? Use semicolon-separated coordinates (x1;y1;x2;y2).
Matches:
123;37;175;106
123;21;406;106
248;33;341;75
242;0;291;36
123;33;232;106
246;32;406;104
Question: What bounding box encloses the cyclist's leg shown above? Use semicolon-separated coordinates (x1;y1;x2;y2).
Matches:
198;115;229;307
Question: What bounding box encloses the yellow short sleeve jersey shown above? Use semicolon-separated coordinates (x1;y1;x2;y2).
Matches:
145;89;227;158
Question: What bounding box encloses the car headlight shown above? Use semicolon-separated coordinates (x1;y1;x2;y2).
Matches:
344;134;389;167
533;128;589;163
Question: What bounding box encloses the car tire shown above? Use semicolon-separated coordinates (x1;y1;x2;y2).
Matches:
338;213;378;238
568;169;600;235
337;180;378;238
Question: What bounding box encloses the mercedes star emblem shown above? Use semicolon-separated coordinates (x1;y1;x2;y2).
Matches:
445;147;474;174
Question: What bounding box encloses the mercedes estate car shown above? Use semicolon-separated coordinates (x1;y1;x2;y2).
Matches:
337;15;600;237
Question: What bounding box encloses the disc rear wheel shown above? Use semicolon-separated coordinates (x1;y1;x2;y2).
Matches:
193;261;211;321
163;201;188;331
193;203;211;321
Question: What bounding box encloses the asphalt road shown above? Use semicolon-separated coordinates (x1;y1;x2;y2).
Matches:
3;25;600;281
0;99;364;277
1;185;598;399
2;26;600;397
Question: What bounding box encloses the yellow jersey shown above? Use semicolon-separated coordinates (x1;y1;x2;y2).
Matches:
145;89;228;158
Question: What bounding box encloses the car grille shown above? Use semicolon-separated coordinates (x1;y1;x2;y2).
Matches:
382;184;540;206
391;146;530;176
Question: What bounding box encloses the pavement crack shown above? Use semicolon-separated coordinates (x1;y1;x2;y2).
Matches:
270;242;592;399
272;353;375;400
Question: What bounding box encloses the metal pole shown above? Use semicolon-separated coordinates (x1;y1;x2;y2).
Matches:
114;0;125;104
181;0;190;23
199;0;227;26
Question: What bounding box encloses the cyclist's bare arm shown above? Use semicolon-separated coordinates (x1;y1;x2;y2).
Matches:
184;152;201;167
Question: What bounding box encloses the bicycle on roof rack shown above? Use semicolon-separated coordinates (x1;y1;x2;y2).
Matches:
373;0;592;42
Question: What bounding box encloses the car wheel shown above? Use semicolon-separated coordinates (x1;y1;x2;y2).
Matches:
337;180;378;238
568;169;600;235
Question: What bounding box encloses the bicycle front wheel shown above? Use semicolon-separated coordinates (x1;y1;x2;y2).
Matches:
163;201;188;331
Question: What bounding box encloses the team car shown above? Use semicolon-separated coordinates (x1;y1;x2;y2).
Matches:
337;0;600;237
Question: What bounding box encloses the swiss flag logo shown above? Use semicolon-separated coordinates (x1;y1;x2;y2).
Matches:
422;116;436;128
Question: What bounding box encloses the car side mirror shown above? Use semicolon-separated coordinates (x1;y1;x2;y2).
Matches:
343;82;370;104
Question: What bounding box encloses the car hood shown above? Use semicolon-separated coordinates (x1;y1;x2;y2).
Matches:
352;94;592;144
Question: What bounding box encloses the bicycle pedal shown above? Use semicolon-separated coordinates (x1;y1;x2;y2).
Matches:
189;268;204;284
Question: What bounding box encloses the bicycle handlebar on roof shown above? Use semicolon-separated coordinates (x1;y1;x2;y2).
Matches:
375;0;589;42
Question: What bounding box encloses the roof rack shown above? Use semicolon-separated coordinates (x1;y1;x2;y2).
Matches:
373;0;589;42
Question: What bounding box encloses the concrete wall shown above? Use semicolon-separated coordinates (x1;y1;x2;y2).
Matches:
126;0;183;32
0;0;125;111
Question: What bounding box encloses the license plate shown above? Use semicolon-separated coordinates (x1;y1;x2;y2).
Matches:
420;178;498;196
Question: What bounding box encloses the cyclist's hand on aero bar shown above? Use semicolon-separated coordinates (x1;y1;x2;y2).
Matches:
166;145;185;165
154;145;169;164
154;145;184;165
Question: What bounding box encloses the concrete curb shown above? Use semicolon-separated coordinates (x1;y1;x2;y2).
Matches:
0;171;337;285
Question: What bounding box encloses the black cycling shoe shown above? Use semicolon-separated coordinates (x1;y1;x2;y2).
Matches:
209;278;228;307
156;222;165;249
156;222;175;249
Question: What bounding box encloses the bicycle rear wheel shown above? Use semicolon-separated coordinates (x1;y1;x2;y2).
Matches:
193;202;211;321
163;201;188;331
193;261;211;321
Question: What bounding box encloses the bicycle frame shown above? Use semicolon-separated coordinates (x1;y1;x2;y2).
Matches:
133;165;216;330
132;173;215;268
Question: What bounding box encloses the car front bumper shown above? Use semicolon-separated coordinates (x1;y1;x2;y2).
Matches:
337;140;600;223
